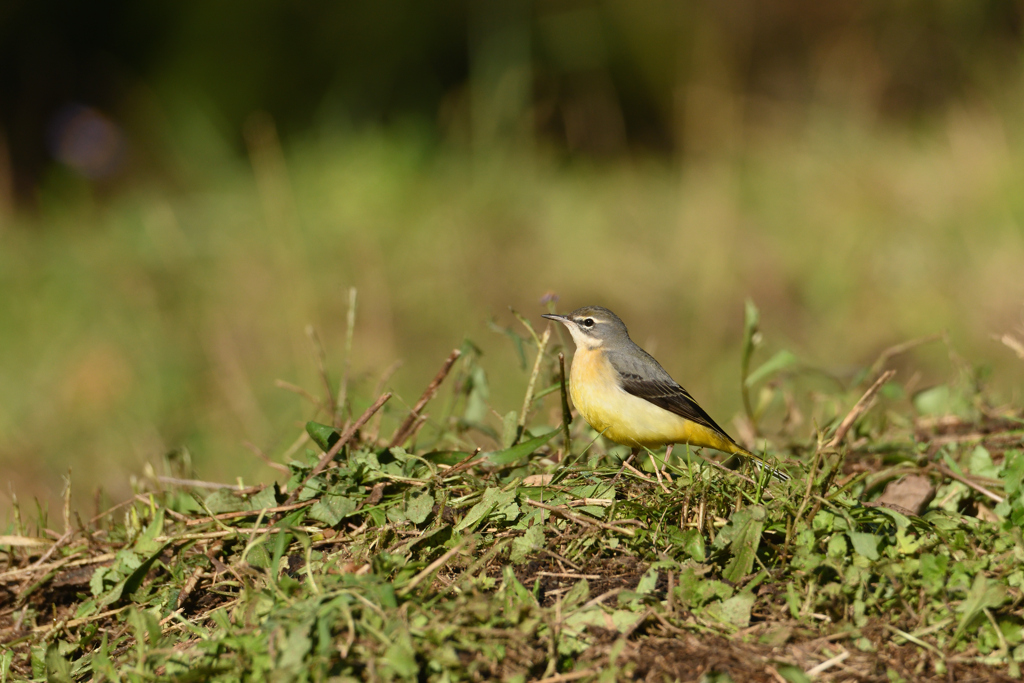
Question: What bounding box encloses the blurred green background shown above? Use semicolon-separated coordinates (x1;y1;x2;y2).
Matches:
2;1;1024;520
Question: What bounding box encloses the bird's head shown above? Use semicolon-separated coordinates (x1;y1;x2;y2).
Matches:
542;306;630;350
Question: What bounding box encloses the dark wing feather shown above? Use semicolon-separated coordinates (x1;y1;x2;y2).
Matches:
609;345;789;481
607;345;737;445
617;372;734;440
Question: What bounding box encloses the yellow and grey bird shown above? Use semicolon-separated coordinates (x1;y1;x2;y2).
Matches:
543;305;785;480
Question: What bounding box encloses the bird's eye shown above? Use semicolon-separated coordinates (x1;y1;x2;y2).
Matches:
583;318;594;328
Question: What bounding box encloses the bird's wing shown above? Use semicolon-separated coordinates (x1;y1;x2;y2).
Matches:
607;347;737;443
607;345;789;481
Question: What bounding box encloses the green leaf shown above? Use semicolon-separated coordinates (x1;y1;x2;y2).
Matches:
382;638;418;679
744;349;798;388
562;578;590;611
44;642;72;683
308;492;357;526
306;421;339;453
1000;450;1024;496
501;411;519;449
919;553;948;592
706;592;754;628
968;445;999;479
89;566;110;597
563;608;643;634
636;567;659;595
511;524;544;564
776;664;813;683
719;506;765;582
405;489;435;525
100;543;170;606
847;532;880;561
680;528;706;562
485;429;558;466
205;486;278;515
454;487;518;532
422;450;473;466
954;574;1008;642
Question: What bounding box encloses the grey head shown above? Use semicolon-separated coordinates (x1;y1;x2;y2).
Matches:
542;305;631;349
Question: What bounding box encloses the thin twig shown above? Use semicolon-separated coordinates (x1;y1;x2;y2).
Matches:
826;370;896;449
441;448;483;478
284;392;392;506
523;499;635;537
557;352;572;457
805;650;851;676
336;287;358;427
184;500;315;526
0;552;116;582
153;476;253;491
389;350;461;447
934;464;1004;504
517;328;551;442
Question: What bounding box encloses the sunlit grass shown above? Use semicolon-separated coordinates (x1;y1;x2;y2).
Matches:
1;108;1023;517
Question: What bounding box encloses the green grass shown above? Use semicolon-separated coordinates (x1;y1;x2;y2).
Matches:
3;111;1024;518
2;309;1024;681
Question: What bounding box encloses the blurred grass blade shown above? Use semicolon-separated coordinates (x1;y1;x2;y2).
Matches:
486;429;558;466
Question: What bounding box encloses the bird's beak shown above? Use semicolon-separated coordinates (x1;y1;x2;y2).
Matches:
542;313;570;325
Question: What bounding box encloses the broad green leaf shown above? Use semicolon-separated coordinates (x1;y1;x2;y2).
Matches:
100;542;170;606
510;524;544;564
422;450;473;466
305;421;339;453
205;486;278;515
563;608;643;634
382;638;418;679
968;445;999;479
919;553;948;592
636;567;659;595
308;493;357;526
913;385;971;418
719;506;765;582
404;489;435;525
827;534;848;558
562;579;590;611
1000;450;1024;495
847;532;880;561
954;574;1008;642
454;487;518;532
706;592;754;628
277;621;313;670
680;528;705;562
44;642;72;683
485;429;559;466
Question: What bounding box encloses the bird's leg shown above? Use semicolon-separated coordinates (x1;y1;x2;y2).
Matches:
651;449;670;494
660;444;674;484
610;449;638;486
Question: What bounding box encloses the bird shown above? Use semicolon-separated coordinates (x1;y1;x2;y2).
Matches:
542;305;786;481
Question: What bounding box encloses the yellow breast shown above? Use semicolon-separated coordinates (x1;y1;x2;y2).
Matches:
569;347;739;453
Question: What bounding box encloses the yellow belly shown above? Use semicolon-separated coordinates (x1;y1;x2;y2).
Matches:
569;347;740;454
